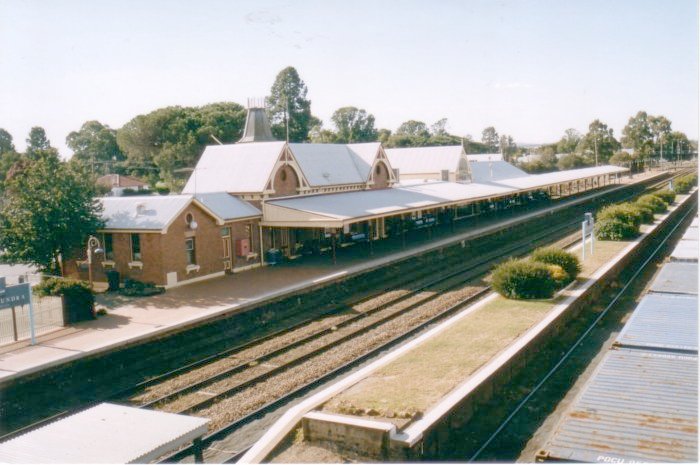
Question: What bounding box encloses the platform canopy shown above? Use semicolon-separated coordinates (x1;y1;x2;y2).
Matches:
261;165;628;229
0;403;209;464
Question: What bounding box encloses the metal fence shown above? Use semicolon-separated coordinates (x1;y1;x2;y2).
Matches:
0;293;64;345
0;270;65;346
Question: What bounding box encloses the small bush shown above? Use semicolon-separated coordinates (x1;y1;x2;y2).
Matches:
120;278;165;297
545;264;569;287
630;202;655;224
674;174;697;194
491;259;558;299
597;203;642;227
595;218;639;241
637;194;668;214
35;277;95;321
654;189;676;204
530;247;581;283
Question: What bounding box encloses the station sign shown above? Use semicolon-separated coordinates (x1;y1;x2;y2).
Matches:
0;277;31;310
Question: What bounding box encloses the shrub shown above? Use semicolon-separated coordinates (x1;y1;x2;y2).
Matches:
674;174;697;194
595;218;638;241
654;189;676;204
491;258;557;299
34;277;95;321
530;247;581;283
637;194;668;214
597;203;642;227
120;278;165;297
630;202;655;224
545;264;569;287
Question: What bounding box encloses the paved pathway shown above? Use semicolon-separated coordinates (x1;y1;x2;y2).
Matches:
0;171;665;383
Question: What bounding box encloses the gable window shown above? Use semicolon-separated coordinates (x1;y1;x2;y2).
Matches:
185;238;196;265
375;165;382;175
102;233;114;260
130;234;141;261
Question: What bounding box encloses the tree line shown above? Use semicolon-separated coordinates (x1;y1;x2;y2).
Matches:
521;113;696;174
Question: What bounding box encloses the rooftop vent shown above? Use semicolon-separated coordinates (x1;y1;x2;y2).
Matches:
135;203;146;216
238;98;276;144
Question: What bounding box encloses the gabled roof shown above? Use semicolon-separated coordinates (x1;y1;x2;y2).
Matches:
100;193;261;231
468;160;529;183
385;145;465;175
288;143;380;186
182;141;286;194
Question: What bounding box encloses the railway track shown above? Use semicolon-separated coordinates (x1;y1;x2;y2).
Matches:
153;170;692;463
0;169;689;458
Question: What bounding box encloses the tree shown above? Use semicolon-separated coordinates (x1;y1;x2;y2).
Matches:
396;120;430;138
577;119;620;164
556;128;581;154
430;118;449;136
377;129;392;145
25;127;59;160
330;107;378;143
663;131;692;160
622;111;654;158
557;153;592;170
481;127;499;152
0;156;104;275
0;128;15;154
67;121;126;176
499;134;517;162
309;123;338;143
116;102;246;184
266;66;315;142
649;115;672;158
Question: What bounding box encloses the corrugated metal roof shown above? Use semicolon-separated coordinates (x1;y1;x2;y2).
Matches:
194;192;261;220
101;195;192;230
494;165;628;191
614;293;698;352
648;262;698;295
182;141;286;193
670;239;698;262
288;143;369;186
681;226;698;241
468;160;528;183
466;153;502;162
0;403;209;463
264;181;514;222
238;107;275;143
385;146;464;175
542;348;698;463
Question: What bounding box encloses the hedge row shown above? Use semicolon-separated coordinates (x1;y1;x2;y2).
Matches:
491;247;581;300
594;191;670;241
674;173;698;194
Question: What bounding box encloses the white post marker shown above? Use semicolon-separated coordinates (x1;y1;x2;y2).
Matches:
582;212;594;260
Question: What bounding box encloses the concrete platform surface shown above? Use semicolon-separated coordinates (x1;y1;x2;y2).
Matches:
0;171;666;383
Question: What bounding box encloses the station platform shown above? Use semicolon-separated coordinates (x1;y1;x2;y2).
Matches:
0;171;666;384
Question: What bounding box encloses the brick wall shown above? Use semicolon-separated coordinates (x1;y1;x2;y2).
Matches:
271;165;300;197
371;161;390;189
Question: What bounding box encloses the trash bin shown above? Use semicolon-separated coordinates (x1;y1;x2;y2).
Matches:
106;269;120;292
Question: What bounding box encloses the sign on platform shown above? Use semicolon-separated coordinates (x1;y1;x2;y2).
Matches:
0;276;36;344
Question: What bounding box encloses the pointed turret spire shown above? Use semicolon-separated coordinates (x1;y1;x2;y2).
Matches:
238;98;276;143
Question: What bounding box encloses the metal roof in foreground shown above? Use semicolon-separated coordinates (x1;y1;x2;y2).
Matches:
0;403;209;463
648;261;698;295
614;293;698;353
540;348;698;463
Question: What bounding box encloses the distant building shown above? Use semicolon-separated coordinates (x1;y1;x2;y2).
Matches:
96;174;150;196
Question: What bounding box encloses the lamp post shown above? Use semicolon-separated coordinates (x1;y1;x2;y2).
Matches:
86;235;104;290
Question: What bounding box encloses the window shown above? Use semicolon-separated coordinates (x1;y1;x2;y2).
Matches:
220;227;231;237
185;238;196;265
102;233;114;260
130;234;141;261
185;212;194;225
375;164;382;175
280;169;287;181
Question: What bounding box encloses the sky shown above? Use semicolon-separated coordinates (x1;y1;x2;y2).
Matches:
0;0;698;157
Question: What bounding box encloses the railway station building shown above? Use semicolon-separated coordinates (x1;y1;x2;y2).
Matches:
73;106;628;288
